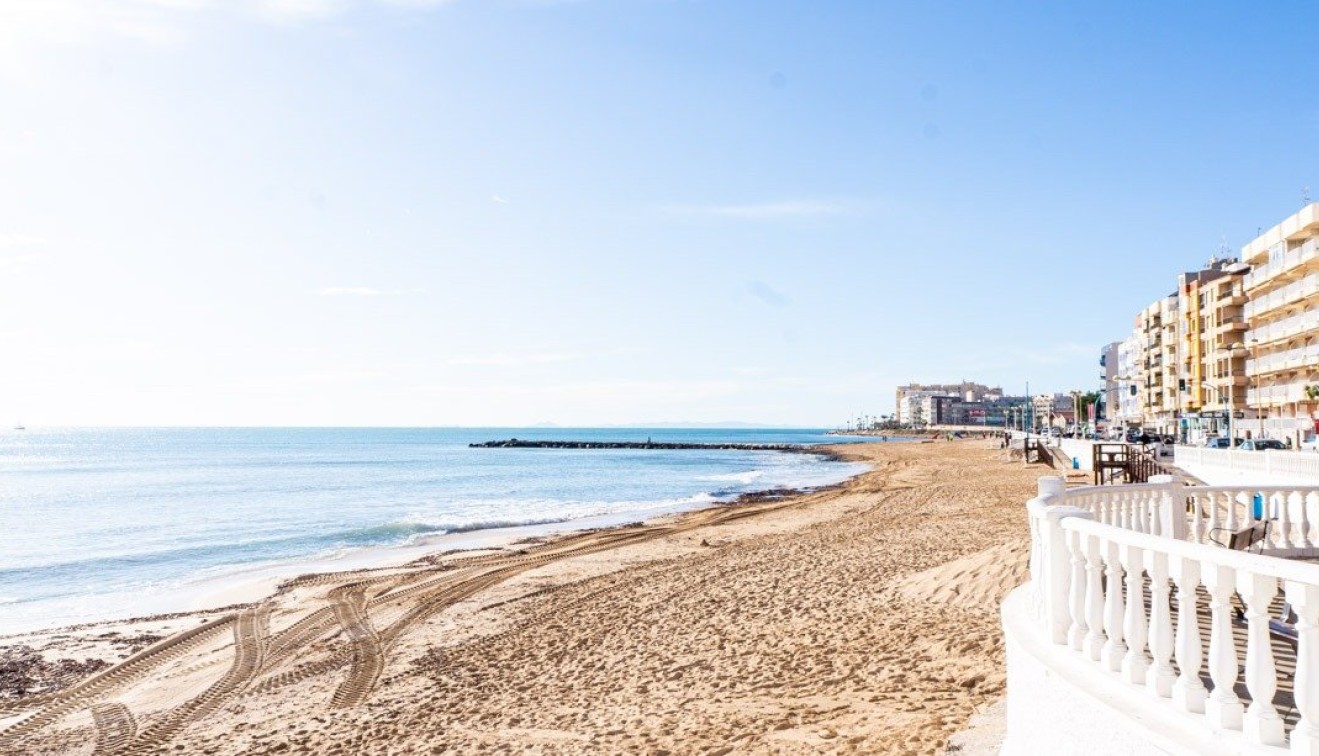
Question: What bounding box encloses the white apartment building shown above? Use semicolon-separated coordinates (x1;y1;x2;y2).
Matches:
1241;202;1319;445
1115;333;1142;427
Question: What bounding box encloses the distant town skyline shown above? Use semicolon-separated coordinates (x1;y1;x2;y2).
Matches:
2;2;1317;426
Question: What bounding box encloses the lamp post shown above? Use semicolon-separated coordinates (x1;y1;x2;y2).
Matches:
1248;338;1261;440
1228;342;1249;445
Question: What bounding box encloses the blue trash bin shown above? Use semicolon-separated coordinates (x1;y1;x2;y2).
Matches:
1252;493;1264;520
1072;457;1079;469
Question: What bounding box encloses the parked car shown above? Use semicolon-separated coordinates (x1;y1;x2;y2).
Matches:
1205;437;1233;449
1240;439;1286;451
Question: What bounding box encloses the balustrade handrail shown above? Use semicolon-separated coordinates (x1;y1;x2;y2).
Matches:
1024;477;1319;752
1047;497;1319;585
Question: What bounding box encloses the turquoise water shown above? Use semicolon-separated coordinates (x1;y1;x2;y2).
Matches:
0;427;882;633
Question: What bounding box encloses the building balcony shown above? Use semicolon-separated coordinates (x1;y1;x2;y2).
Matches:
1243;235;1319;292
1247;307;1319;348
1247;381;1318;406
1244;268;1319;320
1214;316;1248;335
1246;345;1319;377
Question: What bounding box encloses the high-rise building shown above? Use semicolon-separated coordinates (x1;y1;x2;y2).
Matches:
1241;202;1319;445
1114;332;1142;429
1175;259;1249;442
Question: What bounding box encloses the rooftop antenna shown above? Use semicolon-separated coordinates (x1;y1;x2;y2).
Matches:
1305;186;1312;206
1213;235;1233;265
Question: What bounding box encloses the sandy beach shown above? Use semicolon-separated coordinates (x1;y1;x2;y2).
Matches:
1;438;1044;755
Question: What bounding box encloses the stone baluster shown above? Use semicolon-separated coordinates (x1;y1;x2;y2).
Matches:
1285;580;1319;755
1169;555;1205;712
1300;491;1315;551
1189;492;1205;543
1101;539;1128;672
1277;492;1293;551
1145;551;1175;697
1237;571;1284;745
1202;563;1244;730
1067;528;1088;651
1120;543;1149;684
1084;532;1105;661
1206;492;1222;542
1226;491;1240;533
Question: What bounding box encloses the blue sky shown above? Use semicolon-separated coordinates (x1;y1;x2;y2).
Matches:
2;1;1317;426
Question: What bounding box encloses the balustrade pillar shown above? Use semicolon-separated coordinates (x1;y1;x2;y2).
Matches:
1206;492;1223;542
1084;533;1105;661
1028;507;1043;619
1169;555;1206;712
1145;551;1175;697
1297;488;1308;548
1285;580;1319;755
1238;572;1284;745
1203;564;1244;730
1150;474;1183;540
1189;492;1206;544
1120;543;1149;684
1101;540;1128;672
1279;493;1294;551
1040;503;1091;645
1067;528;1088;651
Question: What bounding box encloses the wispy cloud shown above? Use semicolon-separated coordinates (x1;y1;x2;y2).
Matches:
491;194;509;204
0;0;462;53
747;280;789;307
0;236;46;273
218;369;388;394
318;286;417;297
663;199;857;221
415;378;741;402
0;233;48;248
447;352;580;367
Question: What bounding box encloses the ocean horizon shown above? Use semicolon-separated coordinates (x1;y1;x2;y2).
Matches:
0;427;887;634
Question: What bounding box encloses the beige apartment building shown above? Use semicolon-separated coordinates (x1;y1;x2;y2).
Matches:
1117;259;1249;439
1241;202;1319;444
1178;260;1250;441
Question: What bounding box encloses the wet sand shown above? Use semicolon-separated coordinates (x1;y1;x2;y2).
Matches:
1;438;1040;754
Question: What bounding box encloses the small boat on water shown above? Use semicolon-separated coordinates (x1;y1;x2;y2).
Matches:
13;424;24;431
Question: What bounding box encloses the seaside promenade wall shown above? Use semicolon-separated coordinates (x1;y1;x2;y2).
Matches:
1176;445;1319;486
1005;475;1319;755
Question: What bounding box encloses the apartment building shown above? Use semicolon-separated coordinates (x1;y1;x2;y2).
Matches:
1176;259;1250;442
1031;394;1075;430
1135;293;1179;434
1100;341;1120;423
1241;202;1319;444
893;381;1002;426
1113;332;1142;428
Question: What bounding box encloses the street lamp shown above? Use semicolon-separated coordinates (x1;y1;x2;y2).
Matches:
1228;342;1250;445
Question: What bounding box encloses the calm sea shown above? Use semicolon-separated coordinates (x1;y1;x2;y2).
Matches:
0;427;884;633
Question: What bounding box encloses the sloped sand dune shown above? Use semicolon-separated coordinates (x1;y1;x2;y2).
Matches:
2;439;1039;755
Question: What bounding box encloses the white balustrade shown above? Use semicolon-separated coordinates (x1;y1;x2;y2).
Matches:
1026;476;1319;751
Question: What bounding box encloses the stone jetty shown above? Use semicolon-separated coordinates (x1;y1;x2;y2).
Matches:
468;439;816;453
